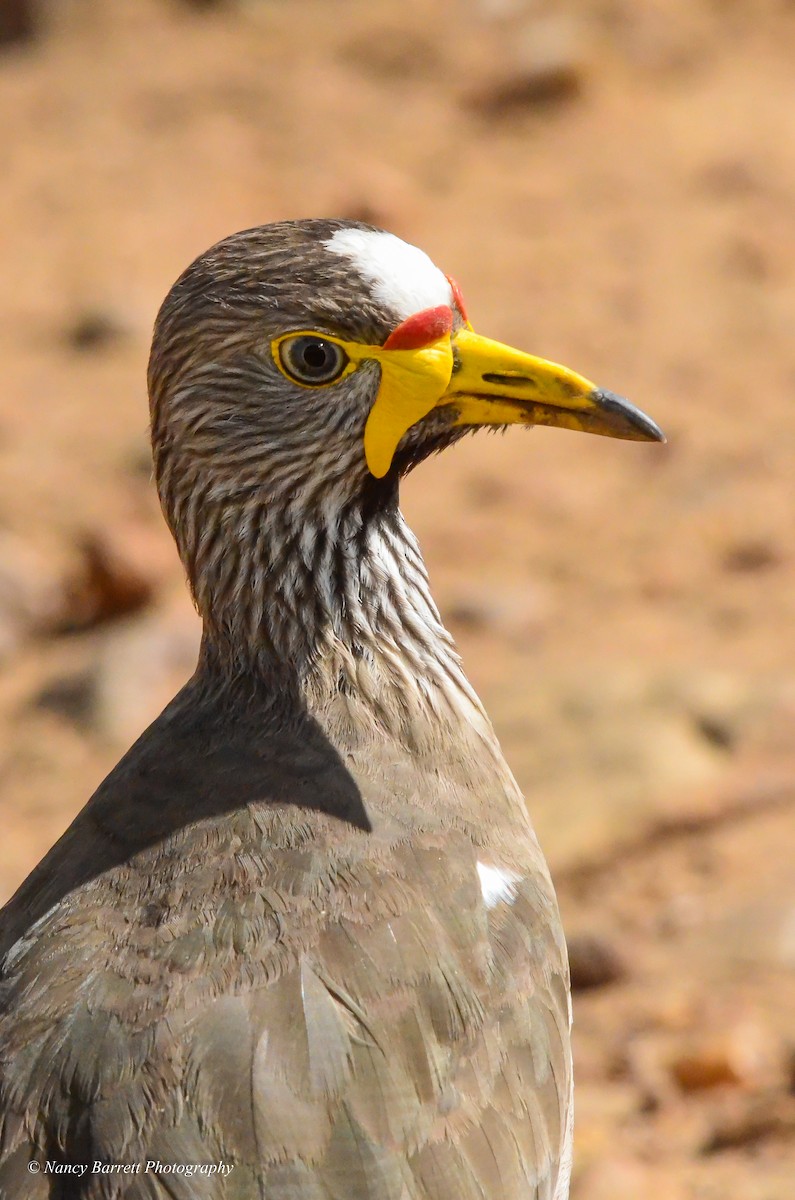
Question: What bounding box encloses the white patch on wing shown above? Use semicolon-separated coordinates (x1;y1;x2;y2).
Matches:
477;861;521;909
324;228;453;322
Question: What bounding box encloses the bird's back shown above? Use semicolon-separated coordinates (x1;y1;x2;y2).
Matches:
0;677;572;1200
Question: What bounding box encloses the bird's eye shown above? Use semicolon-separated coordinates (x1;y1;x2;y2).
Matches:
278;335;349;386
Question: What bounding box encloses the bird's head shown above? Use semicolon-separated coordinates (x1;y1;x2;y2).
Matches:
148;219;662;656
149;217;662;502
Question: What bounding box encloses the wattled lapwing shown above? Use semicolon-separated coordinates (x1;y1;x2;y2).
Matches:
0;220;663;1199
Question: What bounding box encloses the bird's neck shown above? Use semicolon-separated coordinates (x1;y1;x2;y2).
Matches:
190;492;491;745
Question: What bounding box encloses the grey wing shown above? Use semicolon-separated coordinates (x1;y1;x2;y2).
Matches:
0;834;570;1200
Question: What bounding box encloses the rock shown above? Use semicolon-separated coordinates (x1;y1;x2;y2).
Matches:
64;309;128;353
670;1044;744;1092
54;523;173;633
568;931;628;991
691;712;735;752
702;1091;795;1153
682;670;763;757
0;0;37;47
465;17;588;116
721;539;780;573
669;1024;771;1093
34;670;95;729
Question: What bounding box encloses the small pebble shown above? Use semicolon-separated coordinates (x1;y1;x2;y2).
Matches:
568;931;627;991
64;310;127;353
465;17;588;116
0;0;37;47
669;1024;770;1093
54;528;161;633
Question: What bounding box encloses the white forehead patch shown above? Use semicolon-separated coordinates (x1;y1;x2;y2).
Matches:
324;228;453;322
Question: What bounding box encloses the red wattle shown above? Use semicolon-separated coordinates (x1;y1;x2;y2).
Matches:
446;275;469;323
383;305;453;351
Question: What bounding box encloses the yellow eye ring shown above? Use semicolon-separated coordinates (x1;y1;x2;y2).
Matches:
273;332;353;388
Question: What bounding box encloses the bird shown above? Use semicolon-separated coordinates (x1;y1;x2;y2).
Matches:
0;219;663;1200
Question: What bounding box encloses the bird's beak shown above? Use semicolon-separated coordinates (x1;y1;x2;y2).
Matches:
440;327;665;444
362;317;664;478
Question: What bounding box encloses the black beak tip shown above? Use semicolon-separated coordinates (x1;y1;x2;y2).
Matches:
590;388;666;444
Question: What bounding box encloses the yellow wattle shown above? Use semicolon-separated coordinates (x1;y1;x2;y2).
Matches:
361;338;454;478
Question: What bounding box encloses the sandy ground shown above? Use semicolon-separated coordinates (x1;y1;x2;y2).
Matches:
1;1;794;1195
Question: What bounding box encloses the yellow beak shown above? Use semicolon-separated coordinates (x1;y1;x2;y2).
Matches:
355;323;663;477
441;328;665;444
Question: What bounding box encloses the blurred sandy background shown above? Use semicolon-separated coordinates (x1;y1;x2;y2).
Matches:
1;0;794;1195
